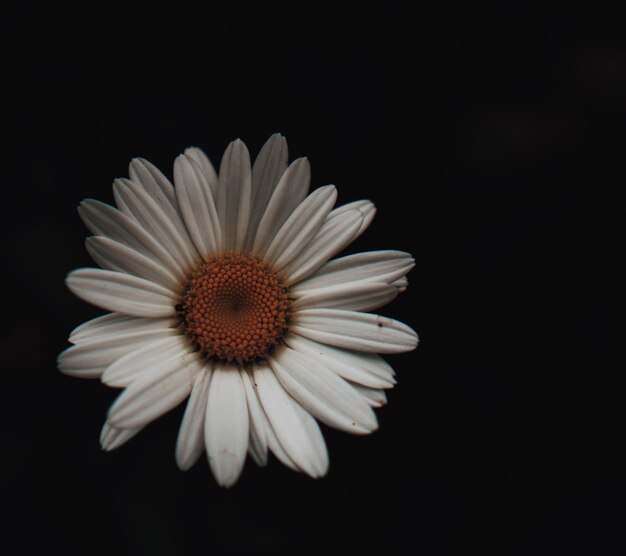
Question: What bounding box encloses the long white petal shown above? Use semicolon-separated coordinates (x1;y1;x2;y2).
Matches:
204;364;249;487
66;268;176;318
69;313;130;344
270;346;378;435
263;185;337;269
282;209;362;285
127;158;202;261
352;385;388;407
265;422;299;471
107;345;202;429
392;276;409;292
175;363;213;471
184;147;219;194
216;139;252;250
253;364;328;478
291;308;418;353
78;200;184;278
252;157;311;255
247;133;288;248
284;334;396;389
128;157;178;215
293;250;415;293
101;335;189;387
240;368;269;467
248;434;265;466
86;236;181;291
70;314;175;345
58;327;178;378
245;363;298;471
112;178;198;271
100;421;144;451
251;133;288;208
290;400;329;474
291;281;398;312
326;200;376;239
174;154;222;258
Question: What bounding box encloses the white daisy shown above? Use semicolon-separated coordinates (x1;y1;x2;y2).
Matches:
58;134;418;487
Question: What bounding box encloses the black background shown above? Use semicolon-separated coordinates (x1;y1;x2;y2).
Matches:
2;1;625;554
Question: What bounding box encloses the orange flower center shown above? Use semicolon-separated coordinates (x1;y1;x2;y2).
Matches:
179;252;290;364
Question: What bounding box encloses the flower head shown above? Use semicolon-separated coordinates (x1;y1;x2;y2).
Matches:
58;134;418;486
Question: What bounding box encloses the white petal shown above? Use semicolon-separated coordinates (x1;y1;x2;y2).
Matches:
263;185;337;269
78;200;184;278
293;250;415;293
247;436;265;466
291;281;398;312
253;364;328;478
175;363;213;471
69;313;130;344
251;133;288;205
113;178;198;271
86;236;181;291
282;209;363;285
270;346;378;435
100;421;144;451
392;276;409;292
252;157;311;255
246;363;298;471
70;314;175;345
128;158;202;259
58;327;178;378
326;200;376;239
128;157;178;214
107;345;202;429
247;133;289;248
184;147;219;193
204;364;249;487
240;368;269;467
66;268;176;318
352;385;388;407
264;422;299;471
289;400;329;474
112;186;132;215
101;334;189;387
284;334;396;389
174;154;222;258
216;139;252;250
291;308;418;353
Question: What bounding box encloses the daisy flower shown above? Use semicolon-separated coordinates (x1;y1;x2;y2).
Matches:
58;134;418;487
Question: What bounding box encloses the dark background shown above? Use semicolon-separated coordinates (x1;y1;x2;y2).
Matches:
2;1;625;554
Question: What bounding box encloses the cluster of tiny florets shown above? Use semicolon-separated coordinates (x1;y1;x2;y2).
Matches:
179;252;290;364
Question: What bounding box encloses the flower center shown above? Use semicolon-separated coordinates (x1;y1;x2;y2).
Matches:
178;252;290;364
